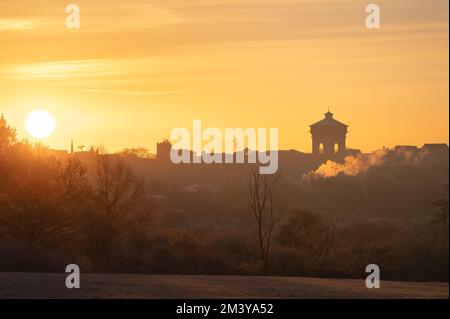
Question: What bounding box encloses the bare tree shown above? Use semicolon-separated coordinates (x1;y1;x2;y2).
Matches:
247;168;282;273
0;114;17;190
83;148;152;269
0;153;87;248
118;147;151;158
93;149;145;231
314;208;339;265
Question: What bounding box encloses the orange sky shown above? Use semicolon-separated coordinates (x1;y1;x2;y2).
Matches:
0;0;448;153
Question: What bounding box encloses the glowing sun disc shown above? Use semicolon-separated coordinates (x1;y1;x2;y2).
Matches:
25;110;56;139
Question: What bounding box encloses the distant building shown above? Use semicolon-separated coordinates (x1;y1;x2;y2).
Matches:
345;148;362;157
310;110;348;160
395;145;419;153
421;143;449;154
157;139;172;161
419;143;449;168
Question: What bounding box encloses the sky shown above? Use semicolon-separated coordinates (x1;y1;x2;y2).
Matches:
0;0;448;153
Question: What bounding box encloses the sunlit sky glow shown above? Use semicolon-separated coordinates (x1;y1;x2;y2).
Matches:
0;0;448;153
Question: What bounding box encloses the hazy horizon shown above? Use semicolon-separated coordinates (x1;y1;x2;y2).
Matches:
0;0;448;153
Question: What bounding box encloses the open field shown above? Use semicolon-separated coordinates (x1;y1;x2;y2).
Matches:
0;273;447;299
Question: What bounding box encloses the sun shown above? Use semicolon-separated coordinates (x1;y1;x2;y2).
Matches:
25;110;56;139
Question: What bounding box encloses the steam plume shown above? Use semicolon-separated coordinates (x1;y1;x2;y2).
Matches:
305;149;389;179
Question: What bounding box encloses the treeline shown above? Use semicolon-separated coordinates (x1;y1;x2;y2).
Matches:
0;115;152;272
0;115;448;281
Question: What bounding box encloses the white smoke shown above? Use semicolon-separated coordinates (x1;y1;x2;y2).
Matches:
304;149;389;179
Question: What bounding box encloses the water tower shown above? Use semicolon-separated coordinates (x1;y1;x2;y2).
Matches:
310;110;348;159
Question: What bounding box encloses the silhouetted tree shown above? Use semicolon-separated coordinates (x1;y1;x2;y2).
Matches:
430;191;449;279
81;148;152;270
0;114;17;190
119;147;152;158
0;151;87;248
276;209;339;265
0;114;16;148
431;199;449;226
247;168;282;273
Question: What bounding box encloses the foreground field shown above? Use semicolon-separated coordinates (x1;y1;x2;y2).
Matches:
0;273;447;299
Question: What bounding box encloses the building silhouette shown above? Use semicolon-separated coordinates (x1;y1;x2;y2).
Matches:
421;143;449;155
310;110;348;160
157;139;172;161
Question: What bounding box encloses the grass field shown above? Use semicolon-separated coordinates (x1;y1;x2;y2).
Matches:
0;273;448;299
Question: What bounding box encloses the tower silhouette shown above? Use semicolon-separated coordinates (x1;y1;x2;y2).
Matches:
310;110;348;159
157;139;172;161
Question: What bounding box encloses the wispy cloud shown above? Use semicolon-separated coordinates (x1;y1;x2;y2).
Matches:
0;1;185;33
0;18;35;31
85;89;182;96
2;59;130;80
1;58;186;97
1;57;196;81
